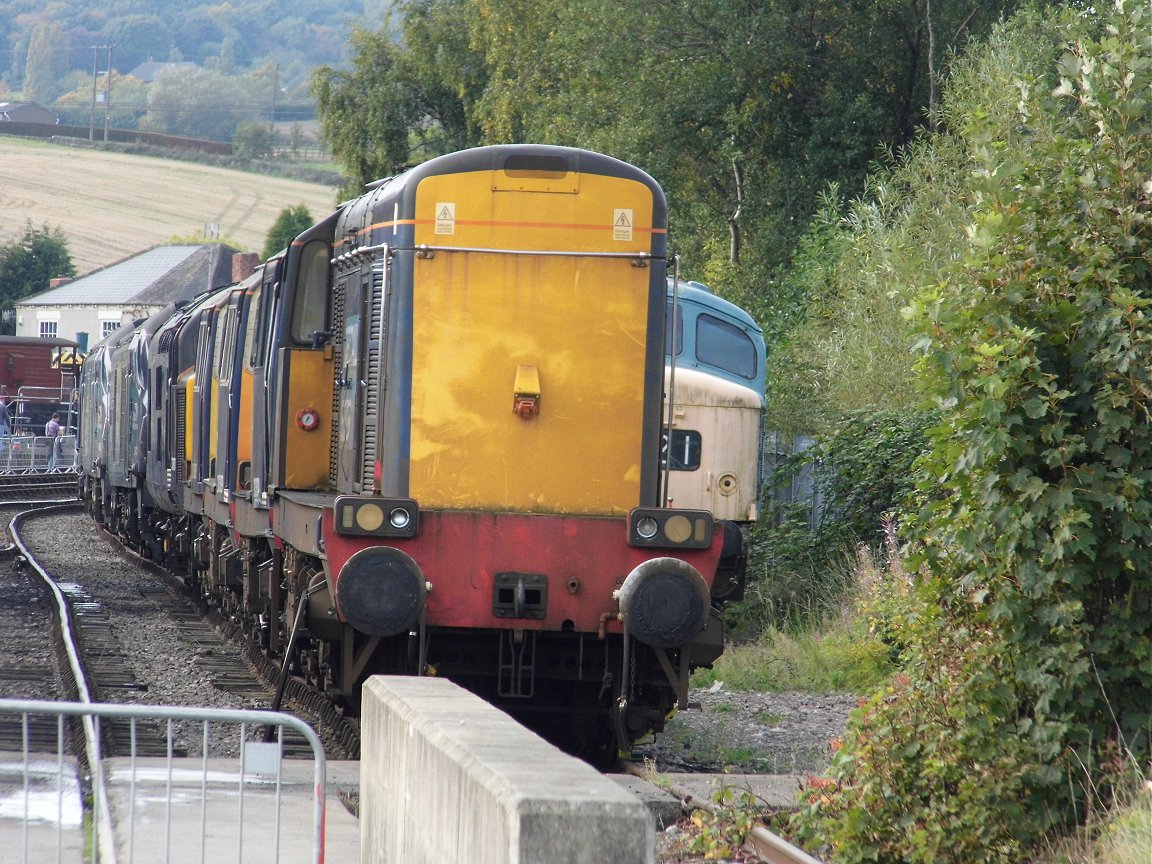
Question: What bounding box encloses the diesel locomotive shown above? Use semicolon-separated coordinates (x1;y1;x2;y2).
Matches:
79;144;758;757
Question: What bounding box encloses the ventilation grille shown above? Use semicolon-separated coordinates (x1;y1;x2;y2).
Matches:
173;389;186;486
359;258;385;489
328;278;347;486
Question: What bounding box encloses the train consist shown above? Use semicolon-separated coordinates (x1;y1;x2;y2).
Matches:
78;144;764;758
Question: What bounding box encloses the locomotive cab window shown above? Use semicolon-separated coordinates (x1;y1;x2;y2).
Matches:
291;240;330;345
664;303;684;358
696;314;757;381
216;306;237;380
244;282;266;372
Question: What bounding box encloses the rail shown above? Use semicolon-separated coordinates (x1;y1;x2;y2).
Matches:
4;507;329;864
624;762;828;864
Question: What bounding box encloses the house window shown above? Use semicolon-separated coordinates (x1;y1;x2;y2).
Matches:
39;320;58;339
102;320;119;338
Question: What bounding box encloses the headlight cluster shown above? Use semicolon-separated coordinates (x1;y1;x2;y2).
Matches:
627;507;713;549
334;496;419;538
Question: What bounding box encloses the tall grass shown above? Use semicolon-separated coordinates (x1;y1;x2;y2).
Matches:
694;614;892;693
1041;778;1152;864
700;540;903;694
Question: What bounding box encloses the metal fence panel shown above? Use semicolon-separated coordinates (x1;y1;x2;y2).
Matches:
0;700;328;864
0;435;76;474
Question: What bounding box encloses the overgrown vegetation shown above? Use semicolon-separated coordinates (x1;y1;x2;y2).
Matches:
695;614;893;696
312;0;1022;282
736;410;934;632
780;3;1152;860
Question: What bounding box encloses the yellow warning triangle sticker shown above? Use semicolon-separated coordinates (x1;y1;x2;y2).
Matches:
614;212;632;228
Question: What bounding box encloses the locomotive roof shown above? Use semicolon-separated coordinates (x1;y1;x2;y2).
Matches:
19;243;236;306
669;279;763;333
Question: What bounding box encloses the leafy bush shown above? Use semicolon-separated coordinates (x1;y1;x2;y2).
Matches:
791;3;1152;860
740;409;933;631
788;596;1051;863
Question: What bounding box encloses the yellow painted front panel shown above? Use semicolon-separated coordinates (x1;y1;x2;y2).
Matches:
410;170;656;514
236;367;254;486
208;377;220;474
282;349;334;489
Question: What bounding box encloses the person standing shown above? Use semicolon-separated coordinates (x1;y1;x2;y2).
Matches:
0;399;9;466
45;412;61;471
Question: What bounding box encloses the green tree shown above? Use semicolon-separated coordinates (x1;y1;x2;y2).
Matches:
0;222;76;336
100;15;174;72
22;22;66;103
312;3;487;193
140;66;262;140
262;204;313;259
790;3;1152;859
313;26;417;192
233;120;277;159
175;8;244;63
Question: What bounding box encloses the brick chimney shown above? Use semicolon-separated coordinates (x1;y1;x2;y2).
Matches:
50;277;72;288
232;252;260;282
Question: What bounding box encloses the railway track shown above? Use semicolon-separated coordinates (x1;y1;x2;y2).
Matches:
1;505;357;760
0;469;81;502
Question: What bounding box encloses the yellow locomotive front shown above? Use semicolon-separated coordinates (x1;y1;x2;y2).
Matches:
276;146;725;755
407;153;658;512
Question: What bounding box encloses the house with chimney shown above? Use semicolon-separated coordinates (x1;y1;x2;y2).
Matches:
14;244;259;347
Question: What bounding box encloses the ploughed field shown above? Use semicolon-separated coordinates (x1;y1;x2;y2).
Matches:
0;136;339;274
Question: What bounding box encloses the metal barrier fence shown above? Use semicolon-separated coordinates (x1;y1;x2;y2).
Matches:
0;699;327;864
0;436;77;474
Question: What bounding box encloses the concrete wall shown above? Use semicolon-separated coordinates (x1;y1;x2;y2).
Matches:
360;676;654;864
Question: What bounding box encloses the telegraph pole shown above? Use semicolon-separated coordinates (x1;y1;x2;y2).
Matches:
89;45;98;140
103;45;113;142
89;44;111;142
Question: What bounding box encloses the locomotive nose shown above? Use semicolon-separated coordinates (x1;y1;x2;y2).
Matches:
336;546;427;637
616;557;710;648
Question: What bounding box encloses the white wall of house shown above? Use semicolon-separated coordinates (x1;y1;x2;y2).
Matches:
13;304;154;345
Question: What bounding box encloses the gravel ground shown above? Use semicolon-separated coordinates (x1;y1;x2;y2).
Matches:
636;684;858;776
14;508;266;757
0;548;60;702
639;685;857;863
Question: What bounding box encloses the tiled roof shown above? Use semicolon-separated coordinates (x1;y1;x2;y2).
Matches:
20;244;236;306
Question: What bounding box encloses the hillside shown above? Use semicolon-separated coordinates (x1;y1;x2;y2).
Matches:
0;0;382;95
0;136;341;275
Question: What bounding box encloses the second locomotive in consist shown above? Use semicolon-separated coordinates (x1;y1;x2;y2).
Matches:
80;144;753;756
